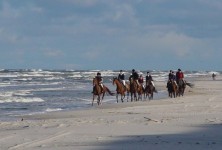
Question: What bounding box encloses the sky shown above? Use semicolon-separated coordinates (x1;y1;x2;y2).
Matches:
0;0;222;71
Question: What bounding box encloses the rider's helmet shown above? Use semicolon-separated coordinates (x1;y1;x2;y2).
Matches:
178;69;181;72
97;72;101;76
132;69;135;72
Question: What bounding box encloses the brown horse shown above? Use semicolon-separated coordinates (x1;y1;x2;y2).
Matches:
112;77;130;103
129;77;138;101
145;80;156;100
92;78;114;106
167;80;178;98
137;83;145;101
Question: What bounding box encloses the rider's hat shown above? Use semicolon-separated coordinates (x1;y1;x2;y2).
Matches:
178;68;181;71
97;72;101;75
120;70;122;72
132;69;135;72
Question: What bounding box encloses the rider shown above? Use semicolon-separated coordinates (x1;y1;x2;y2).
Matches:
169;71;178;87
168;70;173;81
146;72;156;91
118;70;126;87
130;69;139;86
212;73;216;80
176;69;184;84
138;74;144;88
95;72;104;92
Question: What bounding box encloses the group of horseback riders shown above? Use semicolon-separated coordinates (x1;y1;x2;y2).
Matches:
94;68;185;90
94;69;157;93
167;68;185;87
92;68;189;105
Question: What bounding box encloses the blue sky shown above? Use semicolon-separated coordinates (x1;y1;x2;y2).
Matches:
0;0;222;71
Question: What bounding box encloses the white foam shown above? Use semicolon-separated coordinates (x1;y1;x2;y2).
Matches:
12;90;33;96
45;108;63;112
0;97;44;103
208;71;220;75
43;77;65;80
0;74;18;78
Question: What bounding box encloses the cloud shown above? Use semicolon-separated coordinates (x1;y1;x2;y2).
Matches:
0;0;222;70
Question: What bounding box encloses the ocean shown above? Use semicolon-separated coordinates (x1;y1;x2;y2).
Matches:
0;69;220;121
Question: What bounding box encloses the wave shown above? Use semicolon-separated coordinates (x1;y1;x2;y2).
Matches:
45;108;63;112
0;97;44;103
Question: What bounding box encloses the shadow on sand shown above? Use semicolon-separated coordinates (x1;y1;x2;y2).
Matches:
90;124;222;150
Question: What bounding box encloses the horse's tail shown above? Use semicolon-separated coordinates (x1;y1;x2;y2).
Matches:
186;82;194;88
104;86;115;96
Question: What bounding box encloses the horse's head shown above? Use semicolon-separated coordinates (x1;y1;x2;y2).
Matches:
113;77;117;85
93;77;99;86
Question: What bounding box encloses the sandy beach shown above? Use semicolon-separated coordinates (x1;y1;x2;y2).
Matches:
1;76;222;150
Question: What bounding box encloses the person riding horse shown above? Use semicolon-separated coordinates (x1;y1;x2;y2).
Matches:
146;72;156;91
168;70;177;87
138;74;145;89
118;70;126;87
176;69;184;85
130;69;139;86
94;72;104;93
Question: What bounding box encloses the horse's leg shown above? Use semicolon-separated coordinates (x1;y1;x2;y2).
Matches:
97;95;99;105
116;93;118;103
131;92;133;102
102;91;105;99
121;93;125;103
135;93;138;101
92;94;95;106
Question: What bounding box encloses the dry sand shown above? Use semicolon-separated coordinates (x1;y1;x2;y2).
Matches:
0;76;222;150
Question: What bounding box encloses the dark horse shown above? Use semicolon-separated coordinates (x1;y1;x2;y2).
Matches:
167;80;178;98
145;80;156;100
177;79;186;97
129;77;138;101
177;79;194;97
112;77;130;103
92;78;114;106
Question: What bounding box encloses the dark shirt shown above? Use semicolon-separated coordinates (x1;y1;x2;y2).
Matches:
118;74;125;80
146;75;153;81
169;73;176;80
96;75;103;82
132;72;139;80
168;73;173;80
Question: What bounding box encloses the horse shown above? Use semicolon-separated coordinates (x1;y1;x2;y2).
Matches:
166;80;178;98
137;83;145;101
112;77;130;103
177;79;186;97
145;80;156;100
129;78;138;102
177;79;194;97
92;77;114;106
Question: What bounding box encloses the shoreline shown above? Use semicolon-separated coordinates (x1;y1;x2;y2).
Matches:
1;78;222;149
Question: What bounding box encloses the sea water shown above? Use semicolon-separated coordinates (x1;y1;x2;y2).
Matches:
0;69;220;121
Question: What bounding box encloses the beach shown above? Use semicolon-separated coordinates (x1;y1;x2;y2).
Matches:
0;76;222;150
